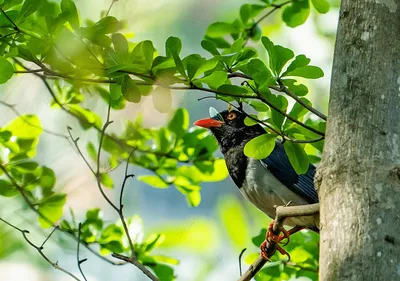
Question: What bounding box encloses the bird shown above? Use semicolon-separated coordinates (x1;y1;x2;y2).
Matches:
194;107;319;259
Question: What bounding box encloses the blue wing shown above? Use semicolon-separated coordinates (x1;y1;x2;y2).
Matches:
260;141;319;203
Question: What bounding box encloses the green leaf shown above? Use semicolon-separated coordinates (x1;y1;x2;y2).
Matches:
18;0;43;20
91;16;122;34
165;36;182;56
131;40;154;70
171;52;186;78
285;65;324;79
283;141;309;174
193;58;219;78
0;130;11;142
112;33;129;54
68;105;102;130
168;108;189;138
274;45;294;75
283;54;311;75
184;54;202;80
122;76;141;103
152;87;172;113
5;115;42;138
217;196;249;249
267;94;288;129
281;79;308;96
282;0;310;27
187;191;201;207
150;264;175;281
100;173;114;188
38;194;66;228
0;179;18;197
244;133;276;159
217;85;248;95
206;22;239;38
15;161;38;172
40;166;56;189
244;116;258;126
194;71;227;89
312;0;330;13
240;4;267;25
0;57;13;84
109;83;122;100
86;142;97;162
138;175;169;188
201;40;220;56
240;4;252;25
60;0;79;29
248;100;269;112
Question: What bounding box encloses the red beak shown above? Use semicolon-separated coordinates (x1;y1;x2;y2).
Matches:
194;118;224;129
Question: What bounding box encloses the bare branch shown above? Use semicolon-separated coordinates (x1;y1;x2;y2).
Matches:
0;217;82;281
112;253;159;281
77;223;88;281
238;203;320;281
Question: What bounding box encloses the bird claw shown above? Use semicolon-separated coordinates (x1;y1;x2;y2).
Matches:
266;221;290;246
260;238;291;261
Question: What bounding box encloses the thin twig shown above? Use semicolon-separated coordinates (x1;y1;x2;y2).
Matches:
276;79;327;120
0;217;82;281
77;223;88;281
0;8;20;31
40;225;59;249
239;248;247;276
120;149;136;210
238;203;320;281
112;253;160;281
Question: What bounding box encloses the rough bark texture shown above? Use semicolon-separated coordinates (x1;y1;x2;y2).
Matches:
316;1;400;280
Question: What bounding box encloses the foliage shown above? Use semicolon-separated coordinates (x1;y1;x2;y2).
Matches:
0;0;329;280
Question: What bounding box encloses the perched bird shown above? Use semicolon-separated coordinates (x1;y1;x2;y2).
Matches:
194;107;319;258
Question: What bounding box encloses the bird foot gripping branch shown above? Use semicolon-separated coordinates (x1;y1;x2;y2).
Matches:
260;221;291;261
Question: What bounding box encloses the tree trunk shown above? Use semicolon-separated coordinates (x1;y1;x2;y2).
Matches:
316;1;400;280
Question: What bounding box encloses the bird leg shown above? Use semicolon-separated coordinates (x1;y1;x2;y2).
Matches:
260;222;305;260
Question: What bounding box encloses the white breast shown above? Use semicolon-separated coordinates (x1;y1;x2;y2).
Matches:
239;159;315;227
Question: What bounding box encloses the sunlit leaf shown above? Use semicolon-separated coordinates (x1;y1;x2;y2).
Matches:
5;115;42;139
138;175;169;188
38;194;66;228
244;133;276;160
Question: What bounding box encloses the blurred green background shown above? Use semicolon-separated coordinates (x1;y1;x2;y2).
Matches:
0;0;338;280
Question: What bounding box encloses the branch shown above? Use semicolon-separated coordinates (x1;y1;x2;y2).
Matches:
68;104;159;281
77;223;88;281
112;253;160;281
229;72;328;121
238;203;320;281
276;80;327;120
0;217;82;281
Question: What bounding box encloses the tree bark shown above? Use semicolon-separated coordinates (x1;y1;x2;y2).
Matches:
316;1;400;280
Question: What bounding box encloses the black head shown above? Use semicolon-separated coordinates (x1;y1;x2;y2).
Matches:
194;108;265;153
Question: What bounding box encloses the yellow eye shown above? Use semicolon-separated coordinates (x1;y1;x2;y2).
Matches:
227;112;237;120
